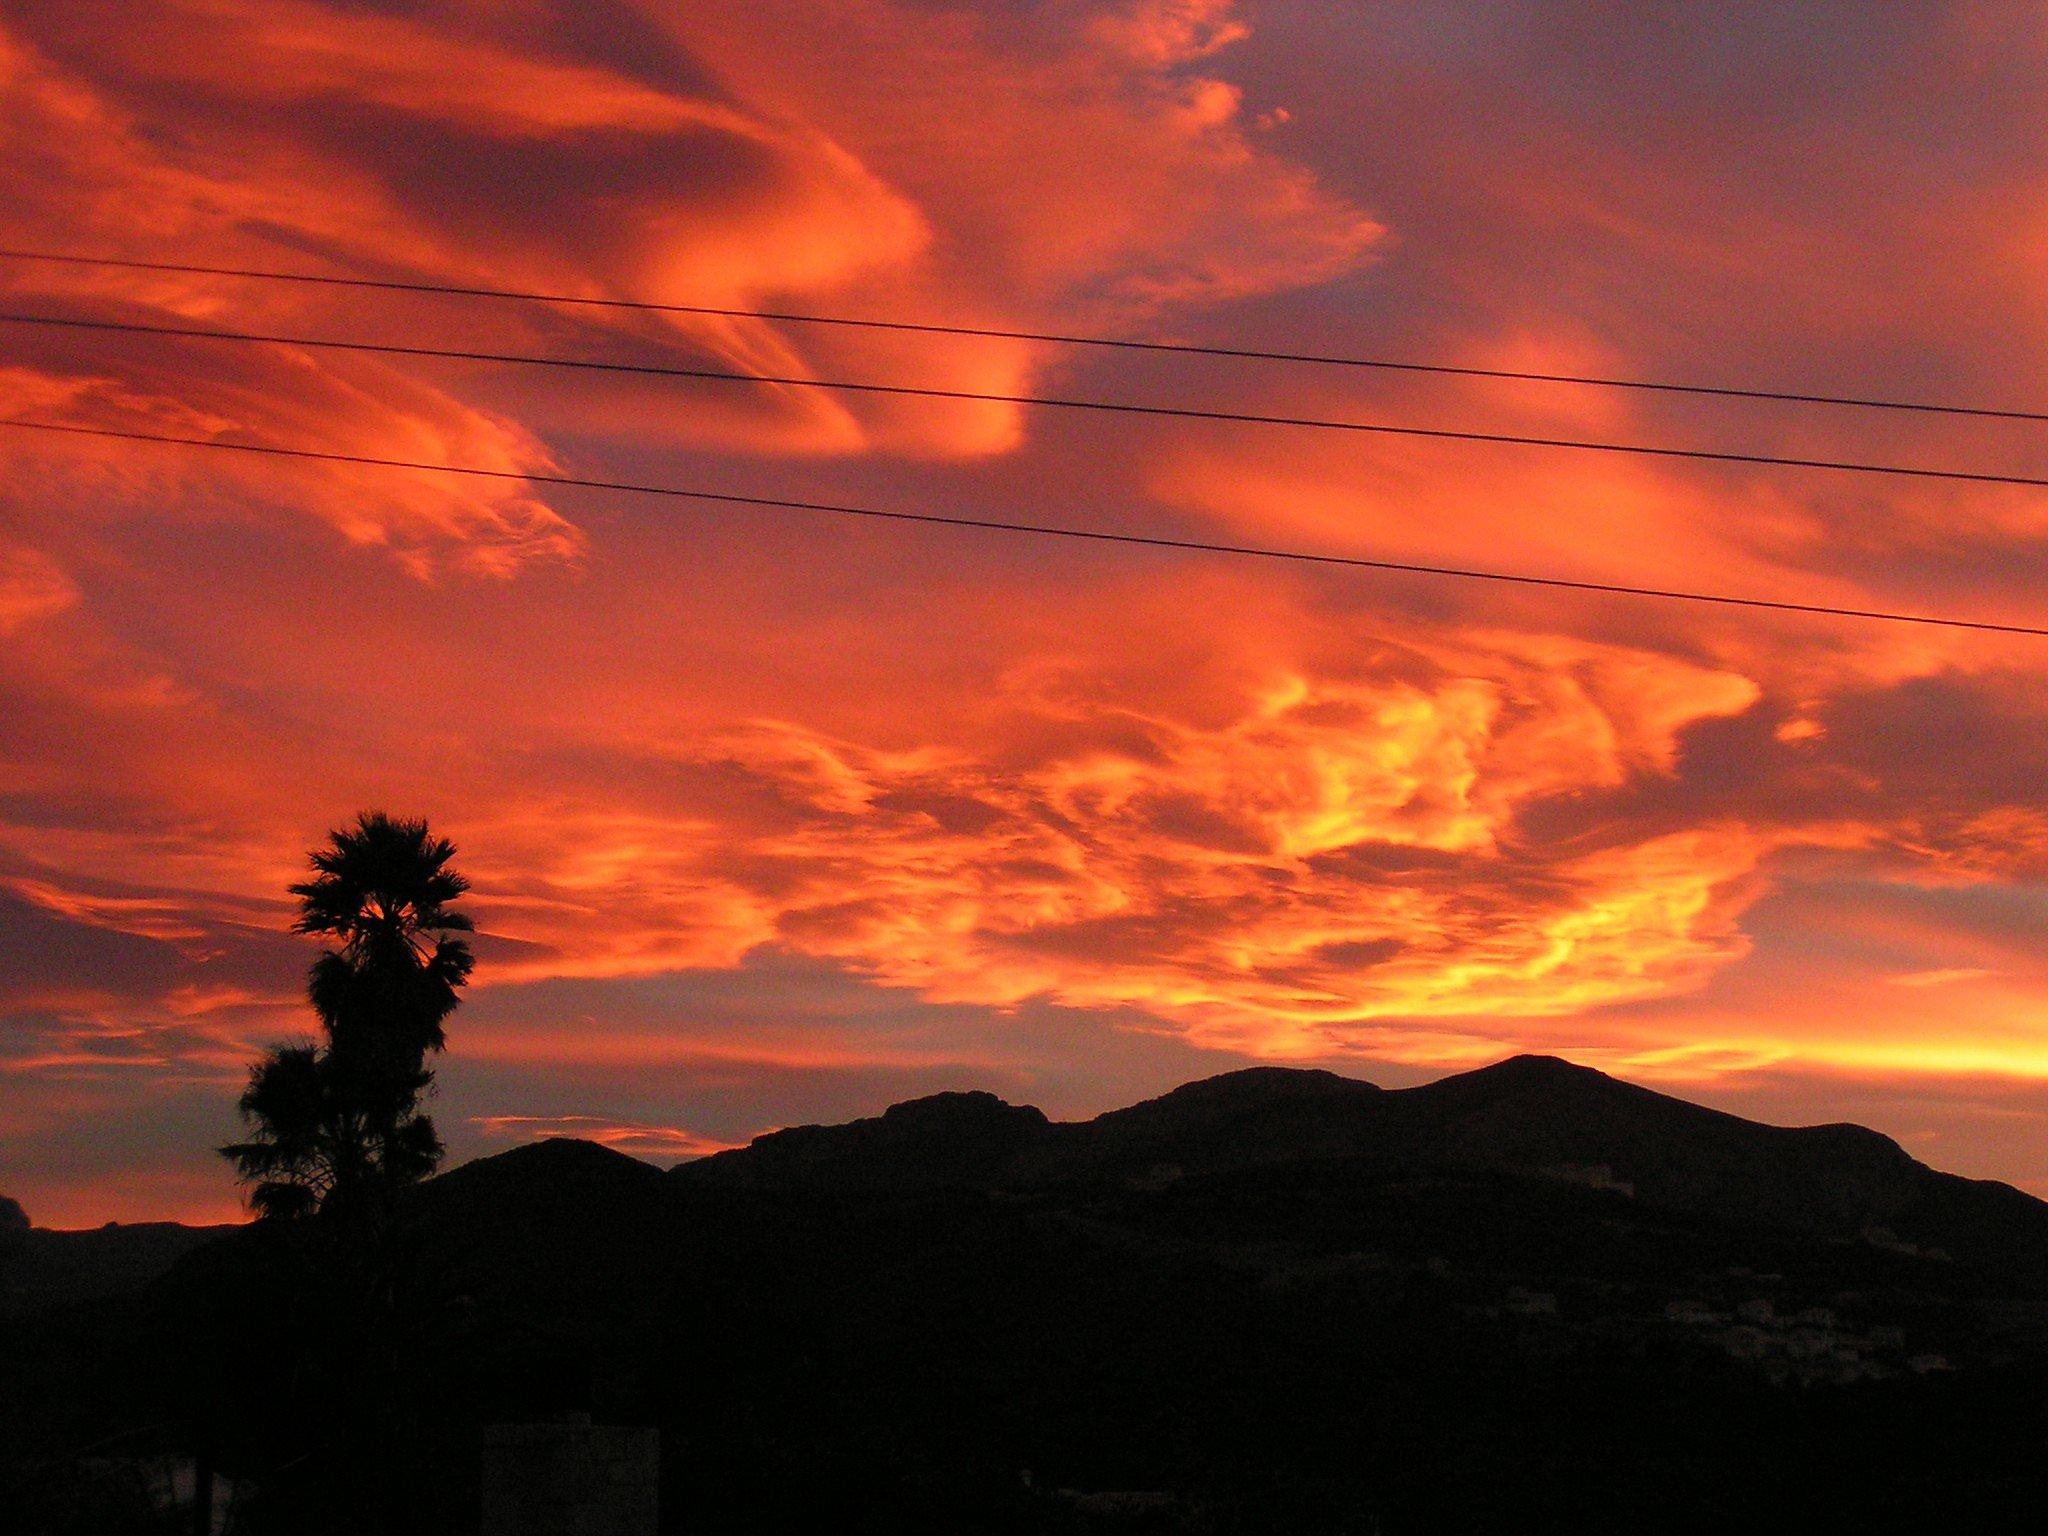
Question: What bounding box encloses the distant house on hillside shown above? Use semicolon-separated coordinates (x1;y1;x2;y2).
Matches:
1542;1163;1636;1198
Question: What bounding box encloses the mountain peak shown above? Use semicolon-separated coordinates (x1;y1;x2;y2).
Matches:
1471;1053;1609;1083
879;1090;1048;1129
1414;1053;1647;1114
1159;1065;1383;1101
479;1135;660;1174
679;1090;1049;1191
670;1054;2006;1258
412;1136;669;1216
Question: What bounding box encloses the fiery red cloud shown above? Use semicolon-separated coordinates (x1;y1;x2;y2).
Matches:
4;1;2048;1227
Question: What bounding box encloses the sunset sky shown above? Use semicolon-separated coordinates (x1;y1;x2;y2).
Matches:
7;1;2048;1226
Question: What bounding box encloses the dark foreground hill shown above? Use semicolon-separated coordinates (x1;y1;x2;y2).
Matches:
0;1219;239;1319
14;1056;2048;1535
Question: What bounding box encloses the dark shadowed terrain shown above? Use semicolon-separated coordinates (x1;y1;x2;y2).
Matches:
1;1219;238;1320
12;1056;2048;1533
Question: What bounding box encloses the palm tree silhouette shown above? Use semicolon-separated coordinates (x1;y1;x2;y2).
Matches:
223;813;474;1221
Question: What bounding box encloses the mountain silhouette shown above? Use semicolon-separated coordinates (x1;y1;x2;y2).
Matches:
680;1053;2048;1273
677;1089;1050;1191
0;1214;238;1318
23;1055;2048;1534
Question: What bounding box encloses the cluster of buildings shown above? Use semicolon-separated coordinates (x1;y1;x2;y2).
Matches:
1447;1262;1960;1386
1659;1292;1950;1385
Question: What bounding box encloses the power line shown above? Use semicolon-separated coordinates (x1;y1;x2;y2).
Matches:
2;244;2041;427
4;415;2042;638
10;308;2048;494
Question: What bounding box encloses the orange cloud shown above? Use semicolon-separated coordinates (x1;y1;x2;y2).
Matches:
1;0;1379;481
0;542;75;634
420;621;1777;1058
10;1;2048;1228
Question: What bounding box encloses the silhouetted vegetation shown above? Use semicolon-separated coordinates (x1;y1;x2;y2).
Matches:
190;813;477;1531
221;812;473;1224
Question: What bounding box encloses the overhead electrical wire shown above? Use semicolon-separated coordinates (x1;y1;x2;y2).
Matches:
3;415;2043;638
2;244;2042;425
6;246;2044;636
8;308;2048;494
